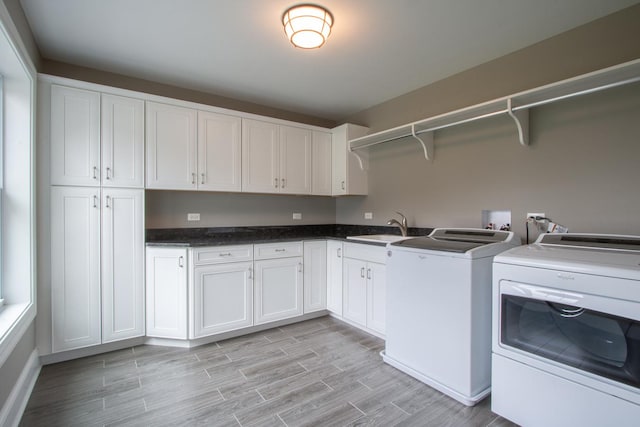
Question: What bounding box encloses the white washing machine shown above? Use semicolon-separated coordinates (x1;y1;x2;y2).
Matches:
492;233;640;427
383;228;519;406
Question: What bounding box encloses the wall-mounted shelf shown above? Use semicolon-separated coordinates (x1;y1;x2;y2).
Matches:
349;58;640;167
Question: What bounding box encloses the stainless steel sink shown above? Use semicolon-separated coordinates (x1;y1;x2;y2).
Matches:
346;234;410;244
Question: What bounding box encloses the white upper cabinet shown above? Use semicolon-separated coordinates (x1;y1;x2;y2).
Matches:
279;125;312;194
197;111;242;191
312;131;332;196
242;119;279;193
242;119;311;194
51;85;101;186
331;123;369;196
101;94;145;188
145;101;197;190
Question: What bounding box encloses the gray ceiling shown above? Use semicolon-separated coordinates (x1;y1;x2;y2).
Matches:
19;0;640;121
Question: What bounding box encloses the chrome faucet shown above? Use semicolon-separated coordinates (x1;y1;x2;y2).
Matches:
387;212;408;237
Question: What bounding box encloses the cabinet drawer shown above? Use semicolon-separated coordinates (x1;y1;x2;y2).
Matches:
191;245;253;265
343;242;387;264
254;241;303;260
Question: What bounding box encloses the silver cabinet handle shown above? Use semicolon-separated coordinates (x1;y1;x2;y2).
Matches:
201;173;205;184
337;248;342;258
105;195;111;208
178;256;184;268
281;178;285;188
341;181;345;190
93;166;98;180
298;262;303;273
367;268;371;280
191;173;196;185
274;178;278;188
219;253;232;257
275;248;286;252
93;195;98;208
105;167;111;180
248;267;253;280
360;267;365;278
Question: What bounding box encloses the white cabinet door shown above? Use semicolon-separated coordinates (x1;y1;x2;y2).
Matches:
102;189;145;343
326;240;343;315
342;257;367;327
279;125;311;195
312;131;332;196
303;241;327;313
50;85;101;187
254;257;303;325
191;261;253;338
101;94;145;188
367;262;386;335
331;123;369;196
146;247;188;339
242;119;279;193
51;186;102;352
146;101;197;190
197;111;242;191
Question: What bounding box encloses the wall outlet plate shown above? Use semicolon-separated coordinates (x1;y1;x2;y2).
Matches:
187;213;200;221
364;212;373;220
292;212;302;220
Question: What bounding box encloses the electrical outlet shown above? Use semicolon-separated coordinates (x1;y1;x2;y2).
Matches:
292;212;302;220
187;213;200;221
364;212;373;220
527;212;545;220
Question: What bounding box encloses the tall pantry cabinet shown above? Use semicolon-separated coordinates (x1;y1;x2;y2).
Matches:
50;85;145;352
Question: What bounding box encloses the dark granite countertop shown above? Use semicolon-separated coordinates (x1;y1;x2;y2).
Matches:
146;224;434;247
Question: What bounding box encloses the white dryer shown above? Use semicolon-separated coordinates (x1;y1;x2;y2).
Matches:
492;233;640;427
383;228;519;406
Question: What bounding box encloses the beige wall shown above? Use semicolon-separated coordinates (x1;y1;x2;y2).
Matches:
337;82;640;239
41;59;336;128
146;191;336;229
335;4;640;240
345;4;640;132
0;324;35;406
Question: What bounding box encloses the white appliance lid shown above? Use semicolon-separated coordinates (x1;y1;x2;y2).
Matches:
494;233;640;278
390;228;517;255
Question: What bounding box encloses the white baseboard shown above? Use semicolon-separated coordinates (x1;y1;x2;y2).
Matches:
0;349;41;427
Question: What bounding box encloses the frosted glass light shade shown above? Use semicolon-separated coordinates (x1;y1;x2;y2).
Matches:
282;4;333;49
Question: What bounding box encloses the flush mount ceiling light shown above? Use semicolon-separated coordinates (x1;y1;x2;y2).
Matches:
282;4;333;49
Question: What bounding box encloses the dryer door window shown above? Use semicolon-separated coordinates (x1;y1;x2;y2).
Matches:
501;294;640;388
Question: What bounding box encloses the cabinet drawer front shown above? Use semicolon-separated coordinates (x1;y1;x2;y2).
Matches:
192;245;253;265
343;242;387;264
254;241;303;260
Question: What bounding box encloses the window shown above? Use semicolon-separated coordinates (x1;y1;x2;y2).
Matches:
0;8;36;366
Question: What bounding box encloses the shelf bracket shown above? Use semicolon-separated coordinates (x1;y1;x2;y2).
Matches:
507;98;529;146
348;146;367;171
412;124;434;161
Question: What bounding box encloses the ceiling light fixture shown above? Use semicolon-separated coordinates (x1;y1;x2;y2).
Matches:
282;4;333;49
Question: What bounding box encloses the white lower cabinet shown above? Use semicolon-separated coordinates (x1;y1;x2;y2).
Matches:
146;247;188;339
326;240;343;315
102;189;145;343
342;243;387;336
366;262;386;335
51;186;102;352
254;242;304;325
189;245;254;339
303;241;327;313
51;186;145;352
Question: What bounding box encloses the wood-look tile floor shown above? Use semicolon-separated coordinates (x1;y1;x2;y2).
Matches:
21;316;518;426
